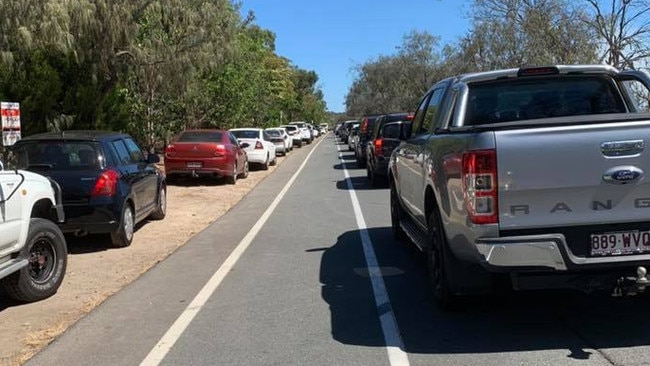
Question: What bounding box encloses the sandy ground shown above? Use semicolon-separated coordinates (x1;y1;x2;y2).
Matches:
0;151;293;366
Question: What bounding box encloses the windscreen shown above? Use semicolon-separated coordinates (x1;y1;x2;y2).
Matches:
14;141;102;170
230;130;260;139
464;76;627;126
177;131;222;143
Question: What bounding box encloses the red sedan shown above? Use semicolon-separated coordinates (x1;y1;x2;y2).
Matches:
164;129;249;184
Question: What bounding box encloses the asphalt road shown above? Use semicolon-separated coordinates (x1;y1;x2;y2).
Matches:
27;134;650;366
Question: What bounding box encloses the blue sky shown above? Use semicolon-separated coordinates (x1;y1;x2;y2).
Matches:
238;0;473;113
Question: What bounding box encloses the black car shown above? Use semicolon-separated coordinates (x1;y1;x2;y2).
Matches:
353;114;381;167
339;120;358;144
12;131;166;248
366;116;412;187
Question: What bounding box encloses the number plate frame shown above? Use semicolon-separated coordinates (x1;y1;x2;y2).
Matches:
590;230;650;256
186;162;202;169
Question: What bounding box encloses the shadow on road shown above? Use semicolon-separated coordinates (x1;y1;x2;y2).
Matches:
321;227;650;359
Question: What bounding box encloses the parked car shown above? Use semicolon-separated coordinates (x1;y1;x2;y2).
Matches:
288;121;313;144
354;114;381;167
366;120;411;187
265;128;291;156
230;128;277;170
164;129;249;184
12;131;166;248
319;123;329;133
280;124;303;147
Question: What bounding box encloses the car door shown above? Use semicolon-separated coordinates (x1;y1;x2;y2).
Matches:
410;87;447;225
395;92;432;218
228;132;246;172
110;139;147;221
123;137;158;216
0;171;23;255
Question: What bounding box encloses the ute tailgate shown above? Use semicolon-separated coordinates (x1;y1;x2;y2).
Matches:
496;121;650;230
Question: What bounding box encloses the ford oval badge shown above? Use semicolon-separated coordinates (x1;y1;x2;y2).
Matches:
603;166;644;185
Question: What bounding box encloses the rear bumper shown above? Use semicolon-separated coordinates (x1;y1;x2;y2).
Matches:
165;157;231;177
475;234;650;272
60;205;120;234
246;150;268;164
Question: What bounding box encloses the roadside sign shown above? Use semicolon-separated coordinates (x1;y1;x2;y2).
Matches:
1;102;21;146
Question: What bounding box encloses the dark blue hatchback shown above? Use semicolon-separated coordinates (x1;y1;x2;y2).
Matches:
13;131;166;247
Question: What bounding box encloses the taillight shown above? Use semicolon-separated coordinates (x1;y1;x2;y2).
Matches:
255;141;263;149
91;170;119;197
374;138;383;156
462;150;497;224
165;145;176;157
215;144;226;157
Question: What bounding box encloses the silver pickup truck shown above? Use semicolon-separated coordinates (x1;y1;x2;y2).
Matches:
389;65;650;309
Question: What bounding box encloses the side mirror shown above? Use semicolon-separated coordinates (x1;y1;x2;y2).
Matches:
240;142;250;149
147;153;160;164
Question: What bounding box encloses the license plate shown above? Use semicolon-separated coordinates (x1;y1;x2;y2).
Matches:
186;162;202;168
590;230;650;256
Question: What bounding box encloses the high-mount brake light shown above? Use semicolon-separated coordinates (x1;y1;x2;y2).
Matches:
91;170;119;197
517;66;560;77
462;150;498;225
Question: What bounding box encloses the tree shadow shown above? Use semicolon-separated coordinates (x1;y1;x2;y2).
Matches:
321;227;650;358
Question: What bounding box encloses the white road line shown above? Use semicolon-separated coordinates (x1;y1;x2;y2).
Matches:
336;144;411;366
140;137;327;366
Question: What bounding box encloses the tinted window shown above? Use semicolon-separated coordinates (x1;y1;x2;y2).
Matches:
228;132;239;146
178;131;223;143
14;141;101;170
382;123;402;139
464;76;627;126
265;129;281;137
262;131;272;141
124;138;145;163
231;130;260;139
112;140;132;165
410;92;433;136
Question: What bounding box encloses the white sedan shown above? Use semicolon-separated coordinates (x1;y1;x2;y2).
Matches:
265;128;292;155
230;128;277;170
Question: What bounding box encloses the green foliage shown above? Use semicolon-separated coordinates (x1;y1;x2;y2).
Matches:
0;1;327;149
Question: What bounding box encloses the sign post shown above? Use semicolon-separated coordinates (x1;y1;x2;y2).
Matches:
1;102;21;146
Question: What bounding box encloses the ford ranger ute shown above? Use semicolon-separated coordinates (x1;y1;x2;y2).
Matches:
388;65;650;309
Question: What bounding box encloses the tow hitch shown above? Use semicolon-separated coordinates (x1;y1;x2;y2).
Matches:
612;266;649;297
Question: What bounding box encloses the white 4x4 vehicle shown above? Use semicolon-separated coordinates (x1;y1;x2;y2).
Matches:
0;160;67;302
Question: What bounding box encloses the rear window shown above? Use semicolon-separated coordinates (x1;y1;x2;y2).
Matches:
230;130;260;139
283;125;297;132
177;131;222;143
265;129;281;137
14;141;102;170
464;76;627;126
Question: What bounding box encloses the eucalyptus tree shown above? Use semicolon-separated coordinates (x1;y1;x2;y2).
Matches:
582;0;650;69
454;0;599;71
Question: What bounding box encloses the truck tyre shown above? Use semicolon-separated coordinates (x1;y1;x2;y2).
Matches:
149;185;167;220
427;210;459;311
111;203;134;248
1;218;67;303
390;181;406;241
